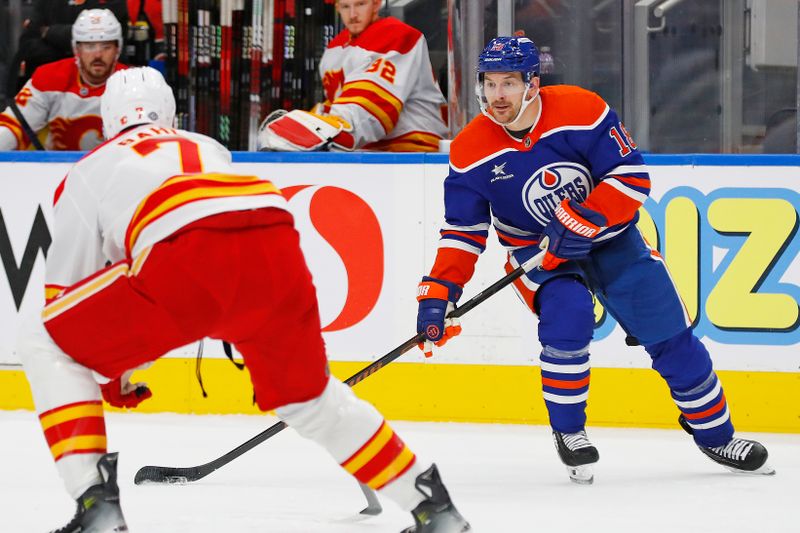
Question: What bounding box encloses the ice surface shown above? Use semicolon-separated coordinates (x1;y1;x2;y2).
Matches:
1;410;796;532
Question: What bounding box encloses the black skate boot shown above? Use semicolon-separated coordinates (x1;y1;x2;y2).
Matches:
401;464;471;533
678;415;775;475
553;430;599;485
51;452;129;533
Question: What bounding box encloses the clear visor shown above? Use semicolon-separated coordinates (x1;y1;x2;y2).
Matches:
479;75;529;100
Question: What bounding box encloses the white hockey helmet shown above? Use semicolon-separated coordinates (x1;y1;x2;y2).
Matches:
71;9;124;51
101;67;176;138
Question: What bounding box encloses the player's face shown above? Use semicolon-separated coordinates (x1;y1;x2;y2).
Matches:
337;0;381;37
482;72;540;125
76;41;118;85
482;72;530;124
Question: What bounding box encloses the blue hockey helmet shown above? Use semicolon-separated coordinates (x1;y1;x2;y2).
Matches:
477;36;540;84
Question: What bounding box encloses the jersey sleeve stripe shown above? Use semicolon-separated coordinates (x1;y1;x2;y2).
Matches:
602;177;649;204
583;182;644;226
334;81;403;132
605;164;649;176
438;237;484;256
0;113;26;149
442;221;491;232
440;229;487;246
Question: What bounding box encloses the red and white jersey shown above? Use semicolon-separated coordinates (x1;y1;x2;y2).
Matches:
44;124;288;301
0;58;127;151
316;17;448;152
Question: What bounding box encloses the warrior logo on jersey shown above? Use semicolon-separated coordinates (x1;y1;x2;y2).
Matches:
522;163;593;225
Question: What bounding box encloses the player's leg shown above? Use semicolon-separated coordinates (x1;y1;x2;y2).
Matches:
592;228;772;474
508;251;599;484
227;218;469;531
17;317;128;532
20;231;233;531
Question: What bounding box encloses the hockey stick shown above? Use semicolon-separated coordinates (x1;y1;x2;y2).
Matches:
134;246;547;487
8;101;45;151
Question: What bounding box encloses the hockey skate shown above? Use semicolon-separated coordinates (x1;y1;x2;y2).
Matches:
678;415;775;475
51;452;129;533
552;430;599;485
401;464;471;533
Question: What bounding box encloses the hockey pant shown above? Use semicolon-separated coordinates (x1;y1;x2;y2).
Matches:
508;226;735;447
18;208;426;509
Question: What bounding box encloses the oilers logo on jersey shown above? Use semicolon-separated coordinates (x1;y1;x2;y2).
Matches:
522;162;593;225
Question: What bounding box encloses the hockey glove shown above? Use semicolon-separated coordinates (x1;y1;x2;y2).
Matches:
541;199;607;271
256;109;353;151
416;277;463;358
99;370;152;409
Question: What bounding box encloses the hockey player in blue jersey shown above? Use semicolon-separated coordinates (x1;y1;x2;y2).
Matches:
415;36;774;484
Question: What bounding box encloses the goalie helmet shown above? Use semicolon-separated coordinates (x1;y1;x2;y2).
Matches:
101;67;176;138
71;9;124;51
475;36;541;125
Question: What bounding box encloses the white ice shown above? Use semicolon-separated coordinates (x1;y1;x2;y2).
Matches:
1;410;797;532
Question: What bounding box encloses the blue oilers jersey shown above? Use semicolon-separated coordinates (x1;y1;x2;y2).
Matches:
429;85;651;288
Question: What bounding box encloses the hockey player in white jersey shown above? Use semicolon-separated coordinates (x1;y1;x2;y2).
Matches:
0;9;126;151
257;0;448;152
18;67;470;533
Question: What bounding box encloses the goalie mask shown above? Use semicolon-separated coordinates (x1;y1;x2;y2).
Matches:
101;67;176;138
71;9;124;53
476;36;540;126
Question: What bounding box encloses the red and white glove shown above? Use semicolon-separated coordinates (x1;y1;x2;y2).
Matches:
256;109;354;151
96;369;152;409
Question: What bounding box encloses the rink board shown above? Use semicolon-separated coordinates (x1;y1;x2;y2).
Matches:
0;152;798;432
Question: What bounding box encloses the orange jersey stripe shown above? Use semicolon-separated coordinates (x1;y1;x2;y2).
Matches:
125;173;281;254
429;247;479;288
583;182;643;226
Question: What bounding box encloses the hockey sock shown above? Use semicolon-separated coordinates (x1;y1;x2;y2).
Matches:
276;377;425;511
647;328;734;447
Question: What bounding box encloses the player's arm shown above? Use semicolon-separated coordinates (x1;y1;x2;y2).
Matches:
0;80;49;150
44;170;106;303
328;40;427;148
417;170;490;356
580;109;650;227
542;108;650;270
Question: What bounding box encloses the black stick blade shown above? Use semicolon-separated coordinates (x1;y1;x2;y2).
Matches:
134;465;204;485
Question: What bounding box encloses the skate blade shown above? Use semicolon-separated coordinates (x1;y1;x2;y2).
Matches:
724;461;776;476
567;464;594;485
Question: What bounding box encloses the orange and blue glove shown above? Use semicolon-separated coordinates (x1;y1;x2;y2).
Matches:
541;198;607;270
416;277;463;357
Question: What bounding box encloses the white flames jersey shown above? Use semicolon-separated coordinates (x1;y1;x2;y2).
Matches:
0;58;127;151
44;124;288;301
316;16;448;152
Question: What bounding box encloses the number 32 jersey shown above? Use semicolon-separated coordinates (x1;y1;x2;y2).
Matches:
429;85;652;287
44;125;288;300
